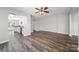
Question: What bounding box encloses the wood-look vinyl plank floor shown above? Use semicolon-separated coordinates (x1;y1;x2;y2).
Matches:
0;31;78;52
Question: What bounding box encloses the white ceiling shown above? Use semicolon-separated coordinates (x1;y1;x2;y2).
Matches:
11;7;72;17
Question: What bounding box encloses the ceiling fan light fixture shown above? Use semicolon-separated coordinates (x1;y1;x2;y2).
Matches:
39;11;44;15
35;7;49;15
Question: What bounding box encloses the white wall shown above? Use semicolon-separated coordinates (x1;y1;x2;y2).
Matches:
8;8;31;36
32;17;40;32
57;14;69;34
22;15;31;36
78;8;79;36
78;8;79;51
33;14;69;34
31;15;35;32
0;8;8;43
69;8;78;36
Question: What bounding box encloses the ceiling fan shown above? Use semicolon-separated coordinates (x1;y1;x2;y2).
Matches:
35;7;49;15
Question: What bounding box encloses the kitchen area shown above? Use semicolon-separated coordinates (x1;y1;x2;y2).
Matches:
8;14;24;36
8;13;31;37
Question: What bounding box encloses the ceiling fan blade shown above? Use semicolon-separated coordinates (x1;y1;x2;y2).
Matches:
44;9;48;12
35;11;39;13
35;8;40;10
44;11;49;13
44;7;48;10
